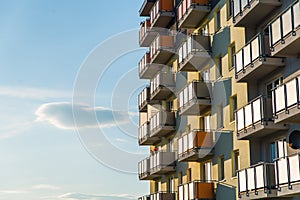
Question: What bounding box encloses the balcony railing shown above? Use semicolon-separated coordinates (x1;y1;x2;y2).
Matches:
139;0;156;17
232;0;281;27
235;96;287;140
238;163;277;199
139;122;160;146
178;130;214;162
178;81;211;115
150;192;176;200
177;0;211;29
178;34;211;72
149;111;176;137
138;87;150;112
138;195;150;200
269;0;300;56
272;75;300;124
139;52;163;79
150;0;175;28
150;72;175;100
150;35;175;64
178;181;214;200
139;19;158;47
234;33;285;82
275;153;300;196
138;157;151;180
150;151;176;175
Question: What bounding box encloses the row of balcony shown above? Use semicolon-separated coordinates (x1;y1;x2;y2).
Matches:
235;75;300;140
238;153;300;199
138;130;217;179
138;181;214;200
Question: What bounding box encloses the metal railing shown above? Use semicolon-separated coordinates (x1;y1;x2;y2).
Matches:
138;122;149;143
178;0;210;21
178;180;214;200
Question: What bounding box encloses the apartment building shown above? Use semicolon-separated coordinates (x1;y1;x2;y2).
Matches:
137;0;300;199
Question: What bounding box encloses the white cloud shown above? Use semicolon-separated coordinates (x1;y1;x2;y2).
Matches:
35;102;131;130
32;184;60;190
0;86;71;100
59;192;137;200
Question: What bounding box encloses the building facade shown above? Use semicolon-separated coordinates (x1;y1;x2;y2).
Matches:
137;0;300;199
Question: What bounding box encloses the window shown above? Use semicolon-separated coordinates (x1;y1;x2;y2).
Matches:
202;161;212;180
169;177;175;192
202;69;210;82
230;95;237;122
201;23;209;36
227;0;232;19
169;100;174;111
218;155;225;181
228;43;236;70
217;105;224;129
215;54;222;79
168;138;174;152
215;8;221;32
232;150;240;177
266;77;283;97
271;139;287;161
178;172;183;185
186;168;192;182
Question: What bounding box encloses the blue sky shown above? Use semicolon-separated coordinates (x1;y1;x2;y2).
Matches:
0;1;149;200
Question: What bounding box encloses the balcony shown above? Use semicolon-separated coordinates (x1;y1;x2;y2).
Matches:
150;151;176;175
275;153;300;196
238;163;277;199
139;19;158;47
150;72;175;100
138;195;150;200
150;35;175;65
149;111;176;137
178;81;211;116
178;0;211;29
178;34;211;72
269;1;300;57
232;0;281;27
139;52;163;79
139;158;154;180
178;181;215;200
139;87;150;112
235;96;288;140
177;130;214;162
272;76;300;124
139;122;160;146
235;34;285;82
149;192;176;200
150;0;175;28
139;0;156;16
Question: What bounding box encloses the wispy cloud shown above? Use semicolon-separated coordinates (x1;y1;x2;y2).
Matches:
32;184;60;190
35;102;131;130
0;190;31;194
0;86;71;100
58;192;137;200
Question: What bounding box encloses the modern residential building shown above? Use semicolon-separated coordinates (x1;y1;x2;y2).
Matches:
137;0;300;199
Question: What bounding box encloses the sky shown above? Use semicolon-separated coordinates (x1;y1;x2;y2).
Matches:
0;1;149;200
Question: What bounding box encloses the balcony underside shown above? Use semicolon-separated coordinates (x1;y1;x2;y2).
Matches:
179;52;211;72
140;31;158;47
239;189;277;200
178;148;213;162
151;12;174;28
139;135;160;146
274;104;300;124
236;57;285;82
277;182;300;197
139;0;156;16
140;64;163;79
237;121;288;140
150;166;176;175
151;87;174;101
272;28;300;57
139;173;161;181
151;49;174;64
178;6;210;29
150;126;175;137
179;99;211;115
234;0;281;27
